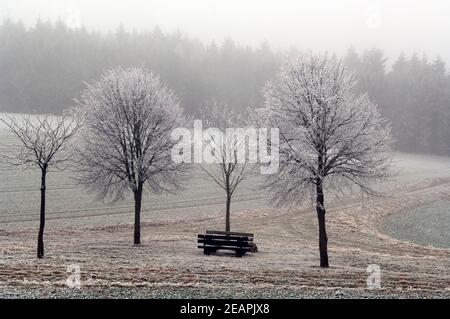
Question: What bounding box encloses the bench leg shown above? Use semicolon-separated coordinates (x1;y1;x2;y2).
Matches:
235;250;244;258
204;248;211;255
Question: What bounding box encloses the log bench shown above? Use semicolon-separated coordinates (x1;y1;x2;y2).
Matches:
198;230;257;257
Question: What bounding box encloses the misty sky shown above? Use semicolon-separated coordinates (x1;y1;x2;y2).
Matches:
1;0;450;62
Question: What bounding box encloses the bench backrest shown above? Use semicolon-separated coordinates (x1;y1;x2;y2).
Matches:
206;230;254;238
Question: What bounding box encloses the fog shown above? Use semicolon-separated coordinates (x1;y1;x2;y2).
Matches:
1;0;450;62
1;0;450;156
2;1;450;299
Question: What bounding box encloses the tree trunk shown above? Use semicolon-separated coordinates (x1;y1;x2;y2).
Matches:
225;193;231;232
133;183;143;246
316;182;329;268
225;172;231;232
37;166;47;259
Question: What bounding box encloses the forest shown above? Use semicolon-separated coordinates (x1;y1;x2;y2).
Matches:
1;18;450;155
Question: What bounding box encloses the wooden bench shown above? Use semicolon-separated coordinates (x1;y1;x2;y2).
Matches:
198;230;257;257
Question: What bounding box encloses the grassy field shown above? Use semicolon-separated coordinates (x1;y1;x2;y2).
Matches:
0;130;267;230
1;115;450;298
383;200;450;249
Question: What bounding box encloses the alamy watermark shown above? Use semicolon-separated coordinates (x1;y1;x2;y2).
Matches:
66;264;81;289
366;264;381;289
171;120;280;174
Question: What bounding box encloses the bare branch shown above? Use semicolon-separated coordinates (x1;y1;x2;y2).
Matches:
0;114;81;172
259;54;393;207
74;67;189;202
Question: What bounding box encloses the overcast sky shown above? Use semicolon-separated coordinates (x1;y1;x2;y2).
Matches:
1;0;450;62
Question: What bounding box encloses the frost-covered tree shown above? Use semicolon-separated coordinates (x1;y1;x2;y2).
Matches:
200;103;256;232
0;115;80;258
75;67;187;245
260;55;392;268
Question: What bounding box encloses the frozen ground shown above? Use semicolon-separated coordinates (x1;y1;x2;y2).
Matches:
0;122;450;298
0;173;449;298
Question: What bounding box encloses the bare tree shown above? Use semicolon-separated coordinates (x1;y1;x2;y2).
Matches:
75;67;187;245
200;103;256;232
0;114;80;259
260;54;392;268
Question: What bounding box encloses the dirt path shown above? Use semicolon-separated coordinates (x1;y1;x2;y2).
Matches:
1;177;450;298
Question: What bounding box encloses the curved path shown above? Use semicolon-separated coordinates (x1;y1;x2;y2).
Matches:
1;137;450;297
1;175;450;298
